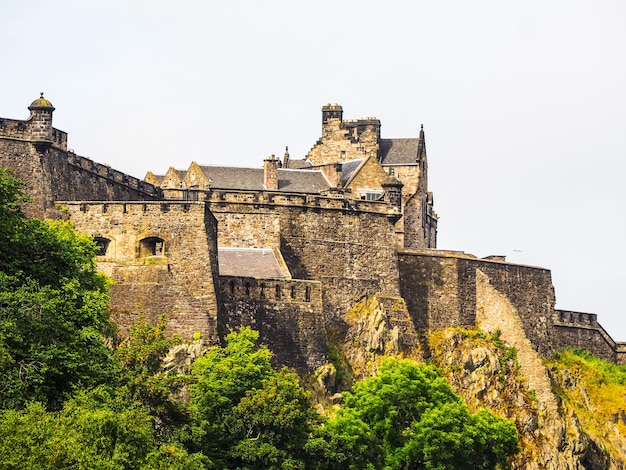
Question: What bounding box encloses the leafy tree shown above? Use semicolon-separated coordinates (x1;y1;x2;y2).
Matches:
0;387;208;470
0;170;114;410
189;327;320;468
312;358;518;469
114;315;189;437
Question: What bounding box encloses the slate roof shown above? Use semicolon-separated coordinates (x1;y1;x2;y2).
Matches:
379;138;419;165
197;165;329;193
285;159;313;169
218;248;289;279
340;158;365;187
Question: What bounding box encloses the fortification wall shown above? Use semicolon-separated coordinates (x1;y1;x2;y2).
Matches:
472;260;556;357
219;276;326;371
398;251;477;332
0;117;67;150
205;191;400;325
399;251;557;356
552;310;620;363
0;136;161;219
61;201;220;342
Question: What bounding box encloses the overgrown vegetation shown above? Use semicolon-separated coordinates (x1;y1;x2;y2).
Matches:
0;170;520;469
549;348;626;438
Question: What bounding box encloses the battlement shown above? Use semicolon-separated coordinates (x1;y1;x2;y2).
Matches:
0;118;68;150
62;200;204;215
67;152;162;197
201;189;396;215
220;276;322;305
554;310;600;328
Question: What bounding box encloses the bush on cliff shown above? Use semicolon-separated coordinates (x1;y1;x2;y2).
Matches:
308;358;519;469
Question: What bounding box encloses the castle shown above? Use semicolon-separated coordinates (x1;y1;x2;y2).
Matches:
1;95;624;370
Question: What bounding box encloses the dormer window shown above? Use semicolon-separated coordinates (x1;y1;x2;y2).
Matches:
139;237;165;257
93;237;110;256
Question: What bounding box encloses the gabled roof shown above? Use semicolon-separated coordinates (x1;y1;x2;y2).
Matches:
285;159;313;169
218;248;290;279
379;138;419;165
197;165;329;193
340;158;365;187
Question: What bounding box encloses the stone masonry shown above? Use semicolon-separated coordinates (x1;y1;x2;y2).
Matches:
1;95;624;370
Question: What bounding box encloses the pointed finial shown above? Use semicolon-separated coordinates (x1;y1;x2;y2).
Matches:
421;124;424;130
40;92;44;98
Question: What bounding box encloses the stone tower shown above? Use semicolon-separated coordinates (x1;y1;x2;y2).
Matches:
27;93;55;148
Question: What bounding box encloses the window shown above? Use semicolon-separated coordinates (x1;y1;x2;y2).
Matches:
359;189;383;201
139;237;165;257
93;237;110;256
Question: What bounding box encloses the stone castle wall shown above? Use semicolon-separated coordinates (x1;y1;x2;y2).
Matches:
552;310;623;364
204;192;401;326
60;201;221;342
219;276;326;371
0;117;68;150
398;250;625;363
0;138;161;219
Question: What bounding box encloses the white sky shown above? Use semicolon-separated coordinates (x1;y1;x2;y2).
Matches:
2;1;625;340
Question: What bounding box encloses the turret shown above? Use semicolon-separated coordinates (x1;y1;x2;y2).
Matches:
382;170;404;213
28;93;55;148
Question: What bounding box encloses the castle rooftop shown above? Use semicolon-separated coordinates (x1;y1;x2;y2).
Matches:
198;165;330;193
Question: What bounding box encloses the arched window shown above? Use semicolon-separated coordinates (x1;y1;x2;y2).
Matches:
139;237;165;257
93;237;110;256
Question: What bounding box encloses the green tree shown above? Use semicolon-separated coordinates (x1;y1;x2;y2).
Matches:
189;327;319;468
312;358;518;470
0;170;114;410
114;315;189;438
0;387;208;470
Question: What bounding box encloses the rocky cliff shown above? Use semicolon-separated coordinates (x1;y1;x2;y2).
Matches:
322;294;626;469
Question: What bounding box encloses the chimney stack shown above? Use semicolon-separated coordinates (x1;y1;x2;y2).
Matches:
264;155;279;190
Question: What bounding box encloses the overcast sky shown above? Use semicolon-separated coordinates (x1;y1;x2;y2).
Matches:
2;1;625;340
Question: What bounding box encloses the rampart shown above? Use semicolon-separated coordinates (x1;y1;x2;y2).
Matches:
219;276;326;371
0;117;68;150
0;124;161;219
553;310;626;364
204;189;401;325
59;201;220;342
398;249;625;363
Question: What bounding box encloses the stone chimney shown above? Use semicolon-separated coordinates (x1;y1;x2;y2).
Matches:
264;155;279;190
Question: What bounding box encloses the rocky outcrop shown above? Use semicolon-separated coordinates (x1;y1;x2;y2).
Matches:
428;329;625;469
341;294;423;381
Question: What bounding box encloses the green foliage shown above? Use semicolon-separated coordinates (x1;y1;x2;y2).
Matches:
312;358;519;469
0;170;114;410
0;387;208;470
549;347;626;444
114;315;188;435
189;327;320;468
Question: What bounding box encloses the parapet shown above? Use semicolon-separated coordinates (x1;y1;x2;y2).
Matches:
0;117;68;150
66;152;162;198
